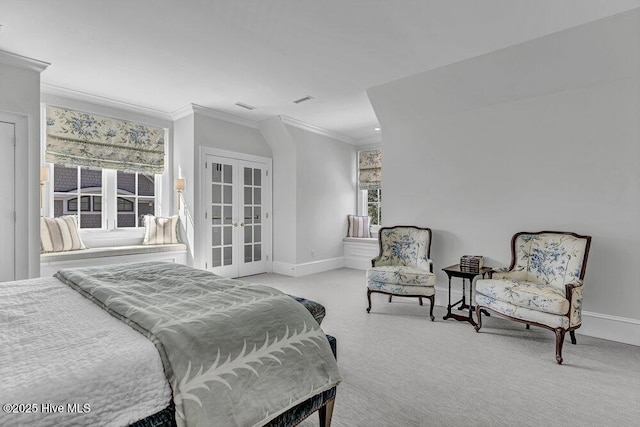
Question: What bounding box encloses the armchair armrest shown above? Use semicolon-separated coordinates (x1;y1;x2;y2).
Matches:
565;280;584;327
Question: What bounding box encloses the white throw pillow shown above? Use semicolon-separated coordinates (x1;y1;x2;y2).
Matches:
40;216;87;253
143;215;180;245
347;215;371;238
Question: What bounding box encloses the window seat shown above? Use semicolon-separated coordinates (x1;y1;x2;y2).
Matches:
40;244;188;277
343;237;379;270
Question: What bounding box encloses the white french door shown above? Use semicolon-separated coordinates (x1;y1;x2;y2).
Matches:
203;154;270;277
0;121;15;282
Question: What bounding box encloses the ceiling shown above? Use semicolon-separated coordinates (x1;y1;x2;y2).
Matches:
1;1;638;143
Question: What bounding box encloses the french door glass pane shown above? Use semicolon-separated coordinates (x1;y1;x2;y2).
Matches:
211;161;234;269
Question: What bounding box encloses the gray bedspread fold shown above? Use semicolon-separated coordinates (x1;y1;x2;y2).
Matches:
55;262;341;427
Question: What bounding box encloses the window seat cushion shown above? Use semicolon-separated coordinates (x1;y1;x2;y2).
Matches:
40;243;187;263
343;237;379;244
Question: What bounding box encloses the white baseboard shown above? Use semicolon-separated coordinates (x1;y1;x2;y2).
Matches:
272;257;345;277
580;311;640;347
435;286;640;346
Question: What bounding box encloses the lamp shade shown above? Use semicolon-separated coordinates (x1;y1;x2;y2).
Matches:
174;178;185;192
40;166;50;183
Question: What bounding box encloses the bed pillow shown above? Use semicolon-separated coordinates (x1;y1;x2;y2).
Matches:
347;215;371;238
143;215;180;245
40;216;87;253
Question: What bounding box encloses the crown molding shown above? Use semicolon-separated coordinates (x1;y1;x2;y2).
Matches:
173;104;259;129
280;115;354;144
40;83;173;121
0;49;49;72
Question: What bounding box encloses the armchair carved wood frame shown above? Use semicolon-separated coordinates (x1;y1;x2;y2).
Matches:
474;231;592;364
366;226;436;321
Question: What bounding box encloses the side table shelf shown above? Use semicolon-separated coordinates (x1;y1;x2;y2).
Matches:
442;264;492;326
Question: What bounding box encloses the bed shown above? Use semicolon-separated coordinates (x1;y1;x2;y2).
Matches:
0;262;341;426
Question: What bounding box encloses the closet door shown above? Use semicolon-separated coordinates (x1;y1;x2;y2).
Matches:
205;155;268;278
0;121;15;282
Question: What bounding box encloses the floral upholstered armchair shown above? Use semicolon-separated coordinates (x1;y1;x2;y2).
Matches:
474;231;592;364
366;226;436;321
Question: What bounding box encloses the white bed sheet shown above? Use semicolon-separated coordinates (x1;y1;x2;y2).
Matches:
0;276;172;426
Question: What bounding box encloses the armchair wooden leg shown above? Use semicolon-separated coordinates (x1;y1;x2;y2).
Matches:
318;398;335;427
427;295;435;321
388;295;392;303
570;330;577;345
555;329;566;365
526;324;530;330
419;297;423;306
366;289;372;313
474;305;483;332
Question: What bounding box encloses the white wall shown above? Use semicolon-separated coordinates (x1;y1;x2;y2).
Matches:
368;10;639;336
288;125;356;264
0;51;47;279
190;110;272;269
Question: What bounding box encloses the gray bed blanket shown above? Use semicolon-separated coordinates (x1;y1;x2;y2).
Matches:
55;262;341;427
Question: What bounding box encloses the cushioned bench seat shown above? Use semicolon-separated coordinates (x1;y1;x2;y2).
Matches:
40;244;188;278
41;243;188;262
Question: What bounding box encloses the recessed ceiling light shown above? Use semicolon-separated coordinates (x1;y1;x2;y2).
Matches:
374;127;381;132
293;95;314;104
235;102;256;110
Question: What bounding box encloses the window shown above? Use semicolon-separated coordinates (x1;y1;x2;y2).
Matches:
50;165;158;230
357;149;382;225
367;188;382;225
54;165;103;229
116;171;156;228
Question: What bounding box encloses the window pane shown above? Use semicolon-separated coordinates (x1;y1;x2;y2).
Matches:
212;163;222;183
117;171;136;195
244;244;252;263
212;227;221;247
93;196;102;212
244;167;252;186
244;226;252;244
212;247;222;267
254;188;261;205
223;185;232;204
117;197;135;228
223;164;232;184
212;184;221;204
138;174;155;196
254;169;261;186
80;214;101;229
212;206;222;225
223;226;232;245
54;165;77;192
138;199;154;223
223;247;232;266
254;207;261;224
254;225;261;243
81;168;101;194
244;187;252;205
254;244;261;262
244;207;252;224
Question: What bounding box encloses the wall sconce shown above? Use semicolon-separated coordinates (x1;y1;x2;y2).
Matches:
40;166;49;209
174;178;185;210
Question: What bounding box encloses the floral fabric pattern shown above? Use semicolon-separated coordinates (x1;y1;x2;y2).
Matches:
46;106;165;173
475;232;589;331
367;281;435;297
476;294;569;329
358;149;381;190
475;279;569;315
366;266;435;286
510;233;587;290
374;227;431;271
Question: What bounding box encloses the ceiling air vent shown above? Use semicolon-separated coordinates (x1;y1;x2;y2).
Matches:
293;95;314;104
235;102;256;110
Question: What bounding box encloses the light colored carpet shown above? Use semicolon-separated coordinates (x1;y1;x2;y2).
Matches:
247;268;640;427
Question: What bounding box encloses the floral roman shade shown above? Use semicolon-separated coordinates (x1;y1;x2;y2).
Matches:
358;149;382;190
46;106;165;173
